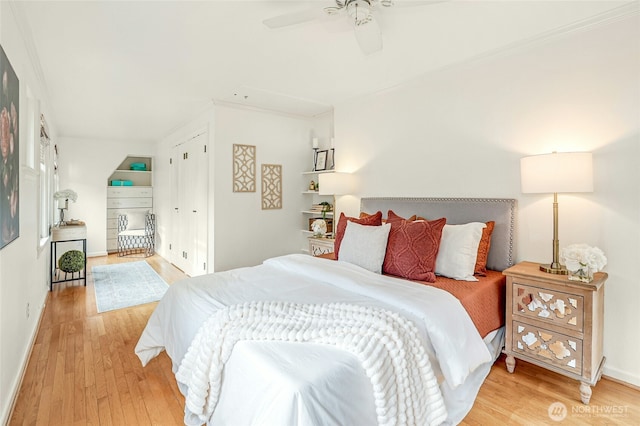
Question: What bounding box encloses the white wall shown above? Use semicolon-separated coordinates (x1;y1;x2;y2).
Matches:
334;16;639;386
212;104;317;271
0;2;57;422
55;137;155;256
154;103;328;273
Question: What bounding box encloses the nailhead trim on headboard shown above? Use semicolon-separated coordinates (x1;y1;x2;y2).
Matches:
360;197;517;271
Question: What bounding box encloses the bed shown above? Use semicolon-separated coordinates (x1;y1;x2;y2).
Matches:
135;197;517;425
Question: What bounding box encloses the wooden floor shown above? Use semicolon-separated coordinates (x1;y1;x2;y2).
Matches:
9;254;640;425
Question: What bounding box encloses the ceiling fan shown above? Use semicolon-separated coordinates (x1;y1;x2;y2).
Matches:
263;0;399;55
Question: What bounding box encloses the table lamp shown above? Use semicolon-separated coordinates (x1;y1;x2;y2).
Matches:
520;152;593;274
318;172;355;232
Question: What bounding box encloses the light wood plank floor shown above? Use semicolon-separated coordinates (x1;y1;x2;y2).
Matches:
9;254;640;425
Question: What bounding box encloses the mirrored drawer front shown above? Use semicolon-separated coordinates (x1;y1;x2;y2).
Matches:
107;186;153;198
512;320;583;376
309;238;335;256
512;282;584;332
107;238;117;251
107;207;151;219
107;197;152;209
107;228;118;239
106;218;118;229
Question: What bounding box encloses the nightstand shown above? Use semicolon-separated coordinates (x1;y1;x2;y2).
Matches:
503;261;607;404
308;237;335;257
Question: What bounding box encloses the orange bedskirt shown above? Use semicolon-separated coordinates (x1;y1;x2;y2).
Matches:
315;253;505;337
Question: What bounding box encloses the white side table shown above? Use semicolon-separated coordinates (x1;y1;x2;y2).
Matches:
50;225;87;291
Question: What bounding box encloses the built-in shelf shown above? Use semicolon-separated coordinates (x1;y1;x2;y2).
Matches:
302;170;334;175
300;169;334;253
301;230;334;237
111;170;152;174
301;211;333;216
106;155;153;252
108;156;153;187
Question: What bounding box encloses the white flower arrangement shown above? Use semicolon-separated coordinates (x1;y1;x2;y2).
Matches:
311;219;327;237
54;189;78;202
560;243;607;273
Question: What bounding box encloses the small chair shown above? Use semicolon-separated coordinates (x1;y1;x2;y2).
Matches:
117;213;155;257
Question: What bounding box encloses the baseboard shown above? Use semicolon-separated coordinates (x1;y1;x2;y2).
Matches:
2;290;48;425
602;366;640;390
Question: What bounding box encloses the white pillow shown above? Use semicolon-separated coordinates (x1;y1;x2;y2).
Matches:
126;212;147;230
435;222;486;281
338;221;391;274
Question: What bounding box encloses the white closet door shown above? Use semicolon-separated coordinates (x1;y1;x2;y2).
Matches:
170;144;186;272
170;133;208;276
190;134;209;276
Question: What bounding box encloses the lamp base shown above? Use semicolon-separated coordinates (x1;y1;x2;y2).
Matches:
539;264;568;275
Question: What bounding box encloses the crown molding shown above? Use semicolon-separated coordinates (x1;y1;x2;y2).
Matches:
213;99;331;121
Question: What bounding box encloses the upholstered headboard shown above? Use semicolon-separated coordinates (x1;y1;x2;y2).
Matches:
360;197;517;271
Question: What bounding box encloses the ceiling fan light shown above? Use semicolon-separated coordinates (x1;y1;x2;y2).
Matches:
347;0;372;25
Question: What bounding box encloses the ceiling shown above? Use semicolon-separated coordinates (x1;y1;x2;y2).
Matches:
17;0;632;142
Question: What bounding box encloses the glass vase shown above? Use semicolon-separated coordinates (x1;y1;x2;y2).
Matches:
568;265;593;283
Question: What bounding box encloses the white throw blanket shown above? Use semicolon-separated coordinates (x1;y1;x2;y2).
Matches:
175;301;447;426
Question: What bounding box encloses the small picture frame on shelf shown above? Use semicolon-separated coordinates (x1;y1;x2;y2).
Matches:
315;150;328;171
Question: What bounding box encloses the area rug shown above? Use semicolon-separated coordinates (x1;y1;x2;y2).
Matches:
93;261;169;313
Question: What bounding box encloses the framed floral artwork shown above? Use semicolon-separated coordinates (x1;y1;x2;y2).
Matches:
1;44;19;249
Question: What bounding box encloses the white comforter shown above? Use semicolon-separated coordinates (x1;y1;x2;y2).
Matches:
136;254;494;425
177;302;446;426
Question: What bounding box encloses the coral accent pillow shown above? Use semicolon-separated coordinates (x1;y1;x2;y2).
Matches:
474;221;495;276
335;211;383;258
382;218;447;283
386;210;417;223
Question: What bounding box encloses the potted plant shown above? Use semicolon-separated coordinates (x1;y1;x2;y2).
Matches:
319;201;332;220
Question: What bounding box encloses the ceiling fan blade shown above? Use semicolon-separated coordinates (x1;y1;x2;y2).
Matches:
263;8;328;29
354;19;382;55
392;0;450;9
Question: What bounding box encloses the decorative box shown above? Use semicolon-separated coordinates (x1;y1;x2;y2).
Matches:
111;180;133;186
130;162;147;171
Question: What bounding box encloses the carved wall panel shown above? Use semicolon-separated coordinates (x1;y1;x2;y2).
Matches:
233;144;256;192
261;164;282;210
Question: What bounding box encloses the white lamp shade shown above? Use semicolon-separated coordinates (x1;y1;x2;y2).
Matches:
520;152;593;194
318;172;354;195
